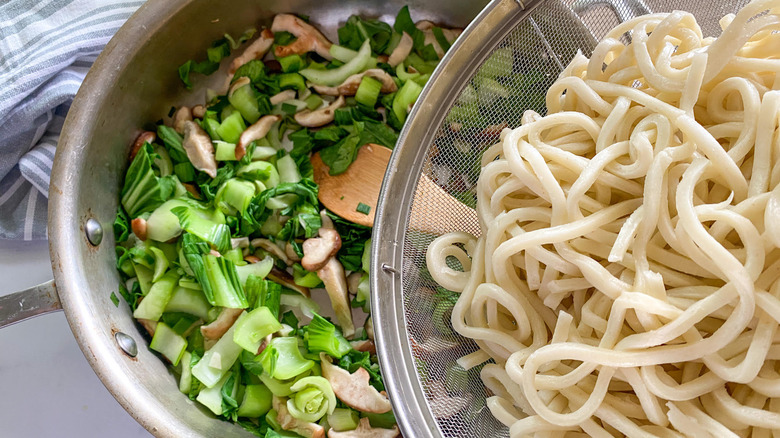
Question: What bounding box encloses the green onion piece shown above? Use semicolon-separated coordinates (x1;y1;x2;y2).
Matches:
237;384;273;417
133;270;179;321
392;78;423;123
304;313;352;359
192;314;245;387
281;102;298;115
110;292;120;307
150;322;188;366
327;408;360;432
228;82;262;123
304;94;323;110
164;285;211;320
233;306;283;353
355;76;382;108
278;54;306;73
356;202;371;215
278;73;307;92
287;376;336;423
216;111;247;144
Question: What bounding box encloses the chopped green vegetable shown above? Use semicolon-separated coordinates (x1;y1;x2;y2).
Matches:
237;384;273;418
121;143;175;218
150;322;188;366
233;306;283;353
278;54;306;73
356;202;371;215
192;315;245;387
287;376;336;422
328;408;360;432
133;270;179;321
260;336;315;380
355;76;382;108
300;40;374;87
304;313;352;359
110;291;120;307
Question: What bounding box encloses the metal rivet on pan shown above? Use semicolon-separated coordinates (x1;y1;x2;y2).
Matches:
381;263;400;275
85;218;103;246
115;332;138;357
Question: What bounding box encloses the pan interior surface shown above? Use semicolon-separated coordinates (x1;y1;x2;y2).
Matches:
49;1;485;436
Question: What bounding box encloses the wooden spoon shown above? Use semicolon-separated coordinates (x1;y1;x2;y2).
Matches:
312;144;479;234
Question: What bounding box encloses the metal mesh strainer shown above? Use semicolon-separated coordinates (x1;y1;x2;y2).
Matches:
370;0;750;436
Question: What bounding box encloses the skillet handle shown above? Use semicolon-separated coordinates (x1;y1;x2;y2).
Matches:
0;280;61;328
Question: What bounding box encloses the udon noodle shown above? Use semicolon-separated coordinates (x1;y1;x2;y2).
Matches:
426;0;780;436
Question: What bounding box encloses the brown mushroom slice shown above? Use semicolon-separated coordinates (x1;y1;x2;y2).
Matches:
231;236;250;249
271;14;333;60
236;114;281;161
415;21;462;58
182;120;217;178
129;131;157;160
229;28;275;76
173;106;193;134
251;237;292;265
350;339;376;355
312;69;398;96
268;267;311;298
388;32;414;67
347;272;362;296
320;353;392;414
191;105;206;119
200;308;244;340
274;396;326;438
131;218;148;241
286;242;302;262
327;417;399;438
317;258;355;338
320;210;335;230
294;95;345;128
270;89;298;105
301;228;342;272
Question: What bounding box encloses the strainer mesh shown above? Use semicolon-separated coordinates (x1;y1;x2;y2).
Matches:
397;0;749;436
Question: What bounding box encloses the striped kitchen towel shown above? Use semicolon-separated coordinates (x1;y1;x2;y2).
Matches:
0;0;144;240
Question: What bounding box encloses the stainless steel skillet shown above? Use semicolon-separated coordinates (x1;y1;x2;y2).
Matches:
0;0;486;436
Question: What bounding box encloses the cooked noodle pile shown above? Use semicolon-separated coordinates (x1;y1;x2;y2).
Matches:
426;0;780;436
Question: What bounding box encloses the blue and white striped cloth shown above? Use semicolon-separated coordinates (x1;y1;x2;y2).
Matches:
0;0;144;240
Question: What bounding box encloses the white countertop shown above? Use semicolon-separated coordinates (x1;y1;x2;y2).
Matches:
0;239;152;437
